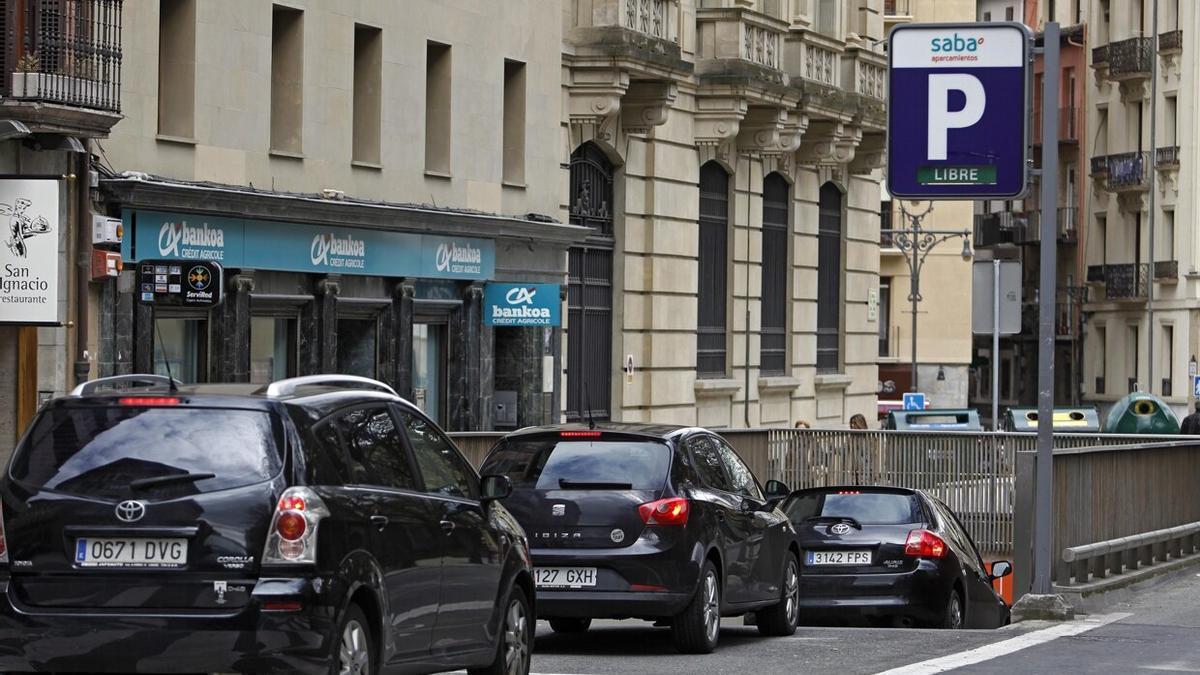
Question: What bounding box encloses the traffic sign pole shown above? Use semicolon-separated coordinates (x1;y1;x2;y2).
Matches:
1033;22;1060;597
992;258;1000;431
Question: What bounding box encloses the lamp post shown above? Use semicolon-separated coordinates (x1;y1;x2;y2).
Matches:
882;200;973;392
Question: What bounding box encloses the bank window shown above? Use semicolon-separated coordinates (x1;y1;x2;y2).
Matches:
153;317;206;383
250;316;297;384
817;182;843;373
697;161;729;378
760;172;789;377
338;317;379;379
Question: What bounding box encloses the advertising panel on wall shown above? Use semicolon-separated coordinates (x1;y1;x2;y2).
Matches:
122;209;496;280
0;178;61;325
484;283;561;326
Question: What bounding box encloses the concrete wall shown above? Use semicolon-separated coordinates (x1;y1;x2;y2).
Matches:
105;0;564;220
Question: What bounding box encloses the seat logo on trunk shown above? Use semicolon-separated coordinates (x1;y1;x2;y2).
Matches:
552;504;566;517
830;523;851;535
115;500;146;523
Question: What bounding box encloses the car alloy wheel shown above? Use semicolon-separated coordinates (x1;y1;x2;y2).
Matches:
338;619;371;675
946;590;964;630
784;559;799;626
503;596;530;675
703;570;720;645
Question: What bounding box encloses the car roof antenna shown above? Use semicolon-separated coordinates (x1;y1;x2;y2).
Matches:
153;316;179;393
583;380;596;430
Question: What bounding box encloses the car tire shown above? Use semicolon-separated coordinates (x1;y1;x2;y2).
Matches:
469;586;533;675
548;618;592;634
329;604;376;675
756;554;800;637
941;588;965;630
672;559;721;654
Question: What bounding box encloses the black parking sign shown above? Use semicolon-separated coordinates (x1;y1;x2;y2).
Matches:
135;259;224;307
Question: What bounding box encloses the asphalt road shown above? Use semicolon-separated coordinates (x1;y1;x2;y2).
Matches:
513;569;1200;675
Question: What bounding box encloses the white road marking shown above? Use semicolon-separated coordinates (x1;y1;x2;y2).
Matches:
874;613;1132;675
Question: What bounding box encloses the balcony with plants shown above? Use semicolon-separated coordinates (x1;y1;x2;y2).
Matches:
1;0;124;136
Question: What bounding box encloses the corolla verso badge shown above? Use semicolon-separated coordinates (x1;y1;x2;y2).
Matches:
610;528;625;543
830;523;852;536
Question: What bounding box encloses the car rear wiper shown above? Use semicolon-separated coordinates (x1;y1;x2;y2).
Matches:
804;515;864;530
129;472;217;491
557;479;634;490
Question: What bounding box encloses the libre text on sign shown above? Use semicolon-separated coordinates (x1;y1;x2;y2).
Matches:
887;23;1031;199
0;178;61;325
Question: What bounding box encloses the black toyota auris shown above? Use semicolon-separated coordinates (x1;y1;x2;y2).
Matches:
780;485;1012;629
480;424;799;654
0;374;534;674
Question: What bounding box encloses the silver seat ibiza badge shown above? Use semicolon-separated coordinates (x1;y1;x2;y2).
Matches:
552;504;566;517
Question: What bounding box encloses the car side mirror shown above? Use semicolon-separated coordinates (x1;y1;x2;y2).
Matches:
990;560;1012;579
764;479;791;500
480;475;512;504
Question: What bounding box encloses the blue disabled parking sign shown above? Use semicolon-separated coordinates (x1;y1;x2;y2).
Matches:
902;392;926;411
887;23;1032;200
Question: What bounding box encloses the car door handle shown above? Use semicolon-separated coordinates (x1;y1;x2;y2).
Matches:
440;519;456;534
369;515;389;531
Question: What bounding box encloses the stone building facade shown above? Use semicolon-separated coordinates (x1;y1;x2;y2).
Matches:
561;0;887;428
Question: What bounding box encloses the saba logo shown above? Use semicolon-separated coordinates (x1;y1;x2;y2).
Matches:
930;33;985;52
310;233;366;267
434;241;483;272
158;221;225;257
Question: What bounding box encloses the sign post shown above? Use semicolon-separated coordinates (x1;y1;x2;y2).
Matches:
972;259;1022;429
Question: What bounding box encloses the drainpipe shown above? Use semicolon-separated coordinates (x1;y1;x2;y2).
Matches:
74;142;91;386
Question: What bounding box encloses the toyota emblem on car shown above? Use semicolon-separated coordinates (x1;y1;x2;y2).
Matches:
830;523;851;536
115;500;147;523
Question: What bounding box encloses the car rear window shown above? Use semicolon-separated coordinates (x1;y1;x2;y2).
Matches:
11;406;285;499
784;490;924;525
481;438;670;490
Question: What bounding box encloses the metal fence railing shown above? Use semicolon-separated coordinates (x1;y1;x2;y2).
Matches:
452;428;1177;557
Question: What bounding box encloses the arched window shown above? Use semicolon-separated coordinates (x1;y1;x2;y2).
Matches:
761;173;789;376
817;182;843;372
698;161;729;377
566;142;614;421
569;143;614;236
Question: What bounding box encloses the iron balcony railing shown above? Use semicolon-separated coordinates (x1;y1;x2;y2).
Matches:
1090;155;1110;175
1104;263;1150;300
884;0;912;16
1092;44;1109;68
1156;145;1181;166
1159;29;1183;52
1105;151;1150;191
1086;265;1106;284
1108;37;1153;79
1154;260;1179;280
973;212;1017;248
1017;207;1078;244
2;0;123;113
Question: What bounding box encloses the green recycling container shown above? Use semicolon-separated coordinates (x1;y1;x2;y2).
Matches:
1103;392;1180;434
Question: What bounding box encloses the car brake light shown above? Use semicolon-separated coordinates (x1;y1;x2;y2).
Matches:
836;490;861;495
263;600;303;612
638;497;689;526
560;430;602;438
630;584;667;592
0;502;8;564
262;487;329;565
905;529;947;558
118;396;180;406
276;512;307;541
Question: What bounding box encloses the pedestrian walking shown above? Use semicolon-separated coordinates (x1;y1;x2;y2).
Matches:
1181;404;1200;435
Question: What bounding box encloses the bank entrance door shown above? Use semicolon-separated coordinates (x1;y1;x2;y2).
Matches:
413;321;448;426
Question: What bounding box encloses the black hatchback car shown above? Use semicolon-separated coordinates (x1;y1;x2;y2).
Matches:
480;424;799;654
0;374;534;675
780;485;1012;629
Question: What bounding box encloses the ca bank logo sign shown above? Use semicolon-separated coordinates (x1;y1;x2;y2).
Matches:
157;221;226;261
434;241;483;274
310;232;367;269
484;283;560;327
887;23;1031;200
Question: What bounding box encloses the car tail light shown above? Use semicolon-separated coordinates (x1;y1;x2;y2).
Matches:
904;529;948;558
630;584;667;592
560;430;602;438
262;600;303;612
118;396;180;406
638;497;690;526
263;487;329;565
0;502;8;564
